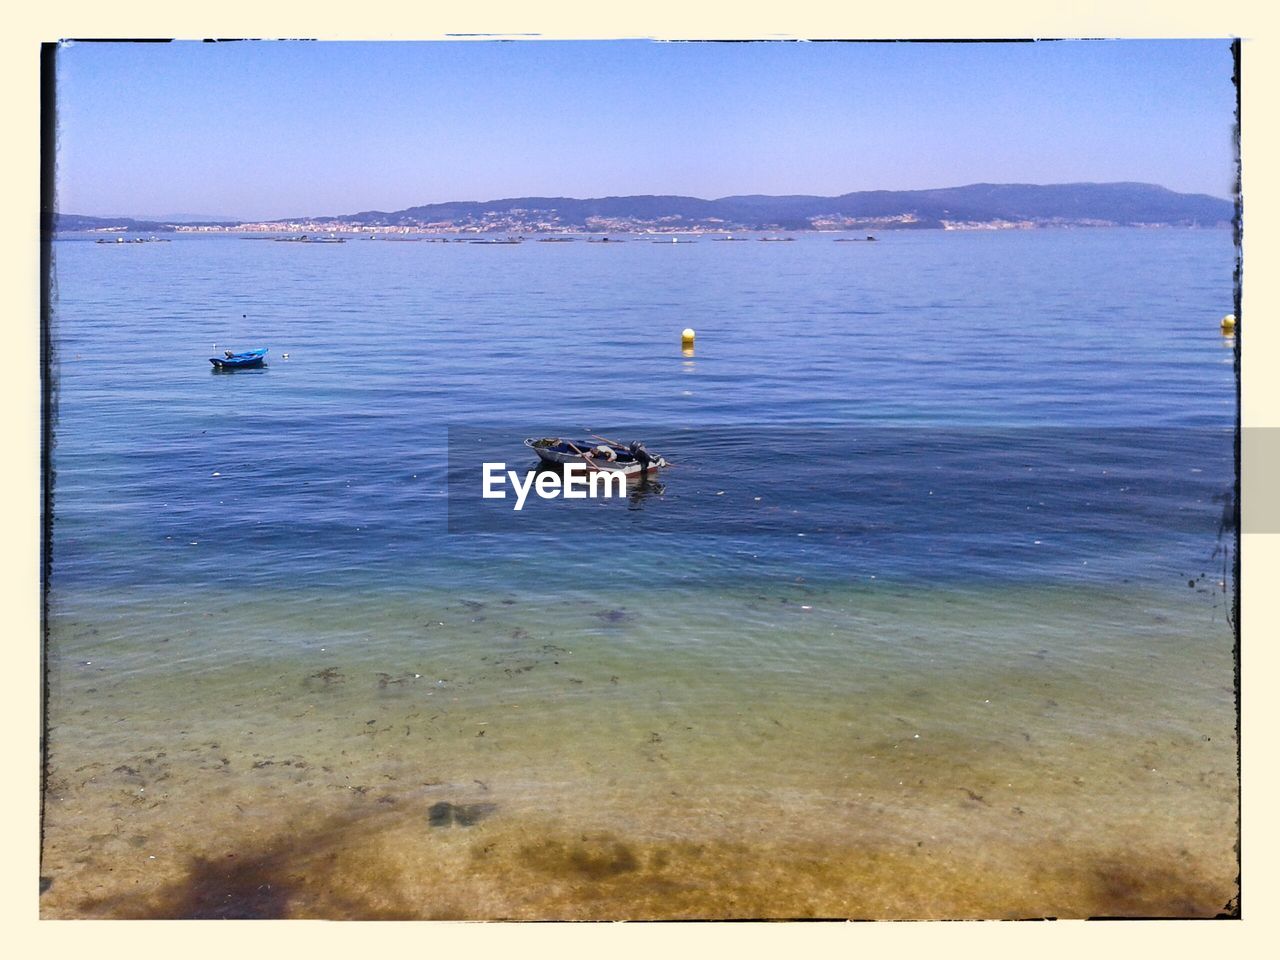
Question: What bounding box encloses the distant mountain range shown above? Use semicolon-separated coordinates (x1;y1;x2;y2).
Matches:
50;182;1235;234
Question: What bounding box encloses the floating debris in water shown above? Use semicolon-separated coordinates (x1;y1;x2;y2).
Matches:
376;672;417;688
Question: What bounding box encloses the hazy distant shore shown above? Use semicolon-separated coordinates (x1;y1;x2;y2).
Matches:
50;180;1235;236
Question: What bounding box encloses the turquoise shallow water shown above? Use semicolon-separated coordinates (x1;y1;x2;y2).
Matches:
42;229;1238;918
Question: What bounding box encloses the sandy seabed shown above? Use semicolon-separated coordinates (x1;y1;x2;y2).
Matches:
41;585;1239;919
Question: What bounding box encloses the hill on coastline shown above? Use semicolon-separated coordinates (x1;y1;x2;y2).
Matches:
51;182;1235;233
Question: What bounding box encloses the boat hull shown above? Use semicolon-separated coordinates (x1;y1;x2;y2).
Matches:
209;348;268;369
524;438;667;475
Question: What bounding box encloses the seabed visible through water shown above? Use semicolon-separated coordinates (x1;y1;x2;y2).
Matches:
41;581;1238;919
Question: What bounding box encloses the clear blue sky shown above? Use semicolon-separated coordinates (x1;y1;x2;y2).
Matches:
54;39;1237;221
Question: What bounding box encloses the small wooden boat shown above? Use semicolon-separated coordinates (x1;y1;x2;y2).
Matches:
524;437;668;475
209;348;268;369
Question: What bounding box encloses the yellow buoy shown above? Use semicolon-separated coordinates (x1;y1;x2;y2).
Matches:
1221;314;1236;335
681;327;695;347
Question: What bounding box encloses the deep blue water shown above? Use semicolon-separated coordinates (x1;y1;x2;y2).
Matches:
48;228;1236;599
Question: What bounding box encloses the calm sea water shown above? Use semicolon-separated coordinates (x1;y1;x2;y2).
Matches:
42;229;1239;919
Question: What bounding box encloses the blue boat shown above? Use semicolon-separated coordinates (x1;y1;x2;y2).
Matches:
209;347;268;369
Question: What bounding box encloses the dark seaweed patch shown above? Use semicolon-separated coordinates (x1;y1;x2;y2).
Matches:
427;801;454;827
427;800;497;828
453;802;497;826
594;609;633;624
305;667;344;686
520;836;640;880
72;812;416;920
